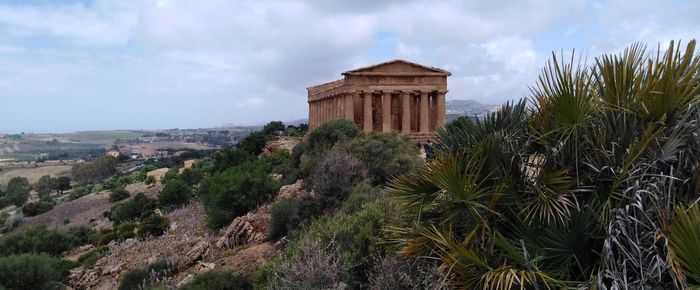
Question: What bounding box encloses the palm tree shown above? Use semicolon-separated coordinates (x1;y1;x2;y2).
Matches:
387;40;700;289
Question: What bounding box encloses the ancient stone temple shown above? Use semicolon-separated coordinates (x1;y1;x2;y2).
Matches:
307;60;450;137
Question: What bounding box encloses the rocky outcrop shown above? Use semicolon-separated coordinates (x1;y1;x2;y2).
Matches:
260;136;301;157
277;179;314;200
215;206;271;249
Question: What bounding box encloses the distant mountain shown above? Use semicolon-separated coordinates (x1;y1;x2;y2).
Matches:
445;99;499;123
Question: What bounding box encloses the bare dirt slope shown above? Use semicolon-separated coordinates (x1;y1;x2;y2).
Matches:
16;182;162;231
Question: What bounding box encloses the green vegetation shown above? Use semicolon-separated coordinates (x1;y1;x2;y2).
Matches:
108;193;156;225
0;225;92;257
90;222;136;246
136;214;169;238
337;132;421;185
311;152;367;210
0;253;73;290
383;41;700;289
157;178;192;210
178;271;252;290
77;245;110;267
200;157;284;229
118;259;176;290
108;186;130;202
5;176;31;206
72;155;117;184
34;175;71;197
21;196;56;216
306;119;360;154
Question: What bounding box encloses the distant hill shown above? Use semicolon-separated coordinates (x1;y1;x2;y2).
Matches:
446;99;499;123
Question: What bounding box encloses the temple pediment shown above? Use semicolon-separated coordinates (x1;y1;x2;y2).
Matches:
342;59;451;76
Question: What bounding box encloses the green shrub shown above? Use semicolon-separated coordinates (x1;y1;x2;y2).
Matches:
0;212;8;229
109;186;130;202
311;152;367;210
180;168;203;186
338;132;421;185
0;253;73;289
266;198;398;288
0;225;92;257
136;214;169;238
90;222;136;246
307;119;360;155
66;186;91;201
268;198;301;240
5;177;31;207
157;178;191;210
237;131;271;156
21;197;56;217
212;149;255;173
118;268;148;290
118;260;175;290
72;156;117;184
108;193;156;225
179;270;252;290
200;160;282;229
339;180;381;214
77;245;110;267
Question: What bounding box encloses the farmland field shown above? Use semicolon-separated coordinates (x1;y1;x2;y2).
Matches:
0;164;72;187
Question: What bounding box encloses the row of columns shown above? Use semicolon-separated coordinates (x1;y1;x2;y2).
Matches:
309;90;446;133
309;93;354;130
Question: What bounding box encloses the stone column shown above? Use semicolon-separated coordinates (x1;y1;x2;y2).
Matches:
309;101;314;130
401;91;411;134
345;93;354;121
437;91;446;128
382;91;391;132
363;91;372;132
420;91;430;133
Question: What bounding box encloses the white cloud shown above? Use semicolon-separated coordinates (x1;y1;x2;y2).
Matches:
0;0;698;132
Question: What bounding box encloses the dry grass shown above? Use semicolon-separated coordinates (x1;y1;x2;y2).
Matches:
0;164;72;186
15;182;162;231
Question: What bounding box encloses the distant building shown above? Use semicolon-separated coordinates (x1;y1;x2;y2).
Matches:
307;59;449;136
107;150;120;158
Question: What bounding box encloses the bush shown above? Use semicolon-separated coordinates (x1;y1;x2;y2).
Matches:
157;178;191;210
212;149;255;173
180;168;203;186
237;131;271;156
307;119;360;155
338;132;421;185
77;245;110;267
118;260;175;290
339;180;382;214
0;225;92;257
5;176;31;207
200;160;282;229
262;121;285;136
268;199;301;240
90;222;136;246
66;186;91;201
0;253;73;289
137;214;169;238
72;156;117;184
266;238;345;290
21;197;56;217
109;186;131;202
118;268;148;290
179;271;252;290
311;152;367;210
265;198;398;288
108;193;156;225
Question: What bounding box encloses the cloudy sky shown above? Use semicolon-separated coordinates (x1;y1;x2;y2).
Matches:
0;0;697;133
